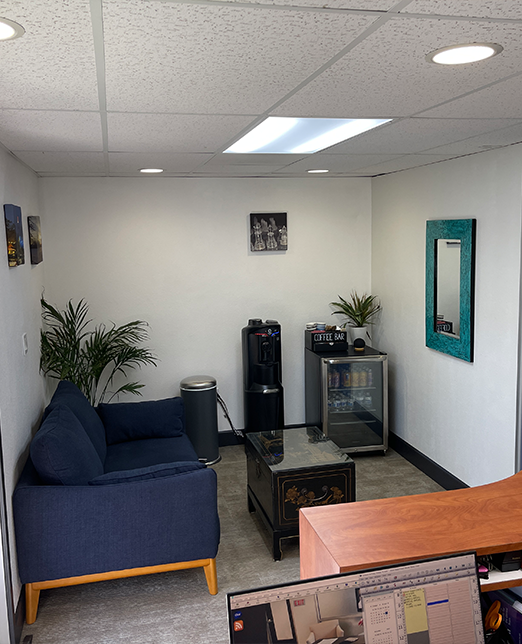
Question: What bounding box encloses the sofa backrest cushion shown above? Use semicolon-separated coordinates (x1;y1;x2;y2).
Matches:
97;397;185;445
89;461;205;485
46;380;107;462
30;404;104;485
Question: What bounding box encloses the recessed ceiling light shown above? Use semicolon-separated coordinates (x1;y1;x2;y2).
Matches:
426;43;503;65
308;169;329;174
0;17;25;41
224;117;392;154
139;168;164;174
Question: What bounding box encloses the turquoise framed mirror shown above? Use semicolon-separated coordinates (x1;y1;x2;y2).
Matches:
426;219;476;362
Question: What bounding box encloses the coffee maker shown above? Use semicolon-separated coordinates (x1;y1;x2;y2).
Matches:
241;319;284;433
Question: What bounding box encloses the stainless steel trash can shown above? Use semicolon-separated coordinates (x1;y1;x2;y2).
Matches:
180;375;221;465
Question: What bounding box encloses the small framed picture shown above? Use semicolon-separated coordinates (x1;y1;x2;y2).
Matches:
3;204;25;267
250;212;287;252
28;216;43;264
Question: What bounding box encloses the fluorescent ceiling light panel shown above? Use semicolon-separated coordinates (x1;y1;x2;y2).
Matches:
225;118;298;153
224;117;392;154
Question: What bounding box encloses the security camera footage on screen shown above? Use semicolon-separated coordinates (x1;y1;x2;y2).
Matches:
227;552;484;644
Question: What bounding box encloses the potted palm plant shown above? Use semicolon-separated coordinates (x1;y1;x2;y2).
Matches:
330;291;381;341
40;297;157;405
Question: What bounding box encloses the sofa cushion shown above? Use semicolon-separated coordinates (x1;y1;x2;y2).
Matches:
30;404;104;485
104;435;198;473
97;397;185;445
89;461;206;485
46;380;107;462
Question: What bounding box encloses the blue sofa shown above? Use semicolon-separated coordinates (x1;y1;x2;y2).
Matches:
13;381;220;624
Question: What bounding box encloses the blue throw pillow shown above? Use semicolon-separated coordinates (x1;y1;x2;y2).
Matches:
30;404;104;485
97;397;185;445
89;461;205;485
46;380;107;462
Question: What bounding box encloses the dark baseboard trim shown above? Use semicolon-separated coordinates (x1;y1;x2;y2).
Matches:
14;589;24;644
389;432;468;490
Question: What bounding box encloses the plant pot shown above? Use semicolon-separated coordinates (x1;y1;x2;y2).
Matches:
350;326;368;343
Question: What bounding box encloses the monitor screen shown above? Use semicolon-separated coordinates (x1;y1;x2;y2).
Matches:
227;552;485;644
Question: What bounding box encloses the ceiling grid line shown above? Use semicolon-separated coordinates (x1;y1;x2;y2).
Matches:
1;0;522;177
210;12;396;156
89;0;110;175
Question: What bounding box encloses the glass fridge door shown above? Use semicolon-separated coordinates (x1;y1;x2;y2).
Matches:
323;356;387;451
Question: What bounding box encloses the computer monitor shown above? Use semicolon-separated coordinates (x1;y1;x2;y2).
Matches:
227;552;485;644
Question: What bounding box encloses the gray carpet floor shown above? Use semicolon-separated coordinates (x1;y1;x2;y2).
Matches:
20;445;443;644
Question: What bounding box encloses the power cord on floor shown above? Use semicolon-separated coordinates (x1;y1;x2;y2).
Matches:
217;391;244;439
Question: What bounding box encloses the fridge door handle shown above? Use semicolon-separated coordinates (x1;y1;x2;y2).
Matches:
325;355;386;364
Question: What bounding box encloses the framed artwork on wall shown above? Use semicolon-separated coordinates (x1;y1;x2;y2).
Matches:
28;216;43;264
3;204;25;267
250;212;287;252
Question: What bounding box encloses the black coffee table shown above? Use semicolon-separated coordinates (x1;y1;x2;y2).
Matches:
245;426;355;560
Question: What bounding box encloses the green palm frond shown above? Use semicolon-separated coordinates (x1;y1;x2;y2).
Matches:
40;297;92;387
330;291;381;328
40;297;157;405
105;382;146;404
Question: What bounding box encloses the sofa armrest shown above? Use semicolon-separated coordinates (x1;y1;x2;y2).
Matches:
13;465;219;584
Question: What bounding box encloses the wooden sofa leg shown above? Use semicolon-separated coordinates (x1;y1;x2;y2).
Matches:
25;583;40;625
24;559;217;623
203;558;218;595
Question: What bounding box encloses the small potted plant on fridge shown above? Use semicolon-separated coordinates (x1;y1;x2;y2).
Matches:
330;291;381;341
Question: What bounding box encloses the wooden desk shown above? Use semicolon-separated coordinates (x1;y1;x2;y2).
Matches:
299;470;522;592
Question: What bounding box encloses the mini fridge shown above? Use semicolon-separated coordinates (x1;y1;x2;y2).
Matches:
305;345;388;453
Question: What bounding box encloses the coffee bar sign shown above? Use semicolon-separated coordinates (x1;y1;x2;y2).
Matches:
312;331;346;343
305;329;348;353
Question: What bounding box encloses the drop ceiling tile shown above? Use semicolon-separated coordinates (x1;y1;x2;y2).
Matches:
102;1;379;114
402;1;522;19
327;118;522;154
0;111;103;151
107;113;255;153
205;0;396;7
202;153;307;167
192;165;288;176
421;123;522;155
355;154;458;175
419;74;522;119
13;151;106;174
274;153;400;173
0;1;98;110
274;17;522;118
108;152;213;173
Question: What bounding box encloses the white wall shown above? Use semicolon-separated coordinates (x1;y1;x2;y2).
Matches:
0;148;46;638
0;148;520;640
39;177;372;429
372;146;522;486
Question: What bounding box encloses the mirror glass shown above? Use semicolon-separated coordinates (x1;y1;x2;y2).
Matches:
436;239;460;338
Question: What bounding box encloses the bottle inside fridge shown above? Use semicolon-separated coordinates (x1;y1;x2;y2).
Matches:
326;357;385;451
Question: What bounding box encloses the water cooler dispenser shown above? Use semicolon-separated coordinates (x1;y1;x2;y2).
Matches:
242;319;284;433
